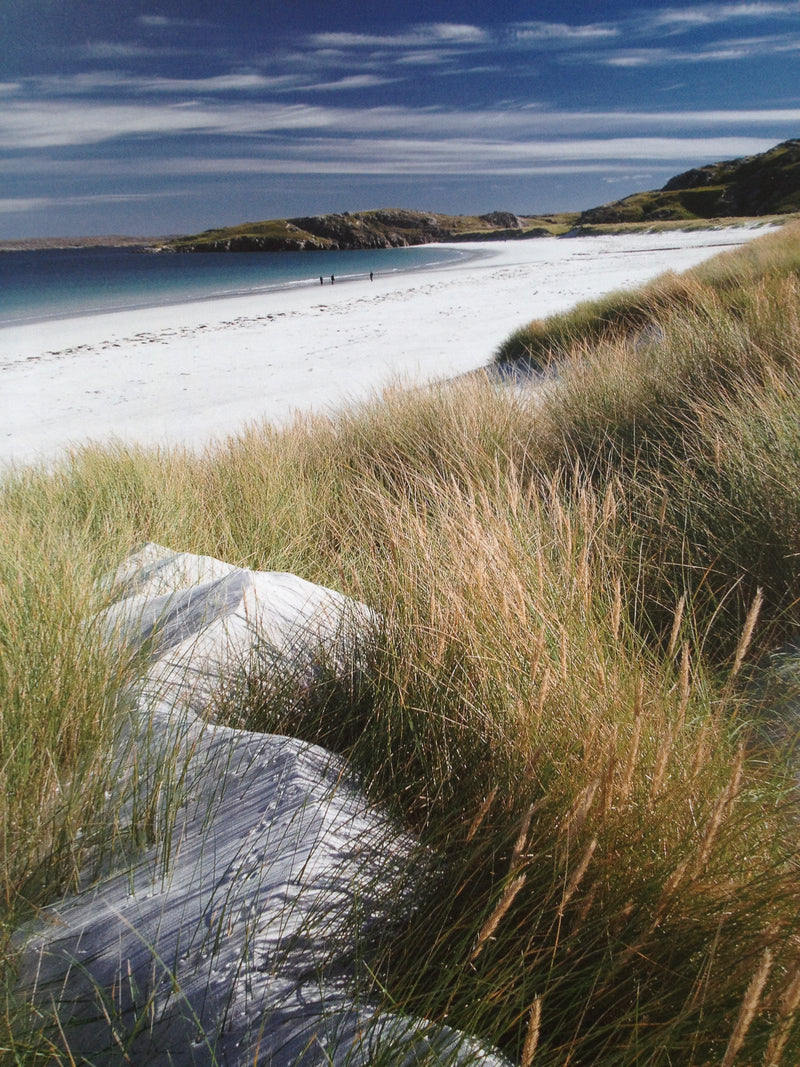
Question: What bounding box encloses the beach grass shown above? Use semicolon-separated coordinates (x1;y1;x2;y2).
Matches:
4;223;800;1062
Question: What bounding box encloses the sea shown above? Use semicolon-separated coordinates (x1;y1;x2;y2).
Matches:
0;244;469;328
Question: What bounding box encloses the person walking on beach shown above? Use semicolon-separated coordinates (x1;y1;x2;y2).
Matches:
331;275;335;285
320;276;323;285
370;271;373;282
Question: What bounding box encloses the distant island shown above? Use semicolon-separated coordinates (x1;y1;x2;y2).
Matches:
3;138;799;253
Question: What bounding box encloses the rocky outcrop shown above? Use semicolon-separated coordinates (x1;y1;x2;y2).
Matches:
15;545;509;1067
174;233;332;253
287;213;401;249
478;211;521;229
166;207;566;253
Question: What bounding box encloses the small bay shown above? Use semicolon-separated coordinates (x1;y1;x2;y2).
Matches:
0;244;469;327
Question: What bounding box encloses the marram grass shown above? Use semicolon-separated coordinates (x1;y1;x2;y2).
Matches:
4;224;800;1063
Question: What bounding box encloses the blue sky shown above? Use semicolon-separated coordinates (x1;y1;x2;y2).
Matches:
2;1;800;237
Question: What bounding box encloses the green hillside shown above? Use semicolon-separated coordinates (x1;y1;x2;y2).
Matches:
579;138;800;226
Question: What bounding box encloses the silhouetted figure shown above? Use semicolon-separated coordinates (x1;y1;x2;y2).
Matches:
370;271;373;281
320;276;323;285
330;275;335;285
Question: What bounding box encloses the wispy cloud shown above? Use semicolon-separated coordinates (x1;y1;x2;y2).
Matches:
138;14;212;30
60;10;800;107
0;198;52;214
649;2;800;27
309;24;491;49
269;135;776;172
308;19;621;57
0;101;333;148
143;73;298;93
80;41;186;60
394;50;456;67
297;74;395;92
142;157;666;178
102;134;775;178
3;98;799;151
510;22;619;42
30;72;299;95
0;191;185;218
604;33;800;66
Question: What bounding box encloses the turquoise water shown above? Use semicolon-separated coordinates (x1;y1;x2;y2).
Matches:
0;244;469;327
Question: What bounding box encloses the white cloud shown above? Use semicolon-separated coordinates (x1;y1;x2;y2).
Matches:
298;75;395;92
147;156;663;177
326;105;800;137
604;33;800;65
32;72;138;93
143;73;298;93
0;191;187;218
3;98;800;151
395;50;455;66
29;71;299;95
308;19;622;57
6;132;777;180
511;22;619;42
0;198;51;214
138;15;212;30
276;135;774;171
24;70;395;99
238;131;770;175
604;172;658;185
424;23;491;44
0;101;338;148
650;2;800;27
80;41;185;60
308;24;491;49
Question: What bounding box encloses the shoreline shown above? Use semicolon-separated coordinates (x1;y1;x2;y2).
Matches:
0;227;775;469
0;245;486;331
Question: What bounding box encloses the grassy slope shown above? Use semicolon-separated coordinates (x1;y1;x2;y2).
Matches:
4;226;800;1063
580;139;800;225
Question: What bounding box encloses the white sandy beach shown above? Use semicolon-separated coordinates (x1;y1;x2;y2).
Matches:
0;226;773;467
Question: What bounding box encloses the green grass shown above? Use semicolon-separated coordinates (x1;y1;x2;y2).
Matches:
5;224;800;1063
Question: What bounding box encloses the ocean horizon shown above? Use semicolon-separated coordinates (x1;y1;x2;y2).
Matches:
0;244;470;327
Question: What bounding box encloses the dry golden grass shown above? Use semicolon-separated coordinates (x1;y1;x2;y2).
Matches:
4;223;800;1062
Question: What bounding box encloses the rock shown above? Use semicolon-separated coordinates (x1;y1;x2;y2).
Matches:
479;211;521;229
15;546;509;1066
